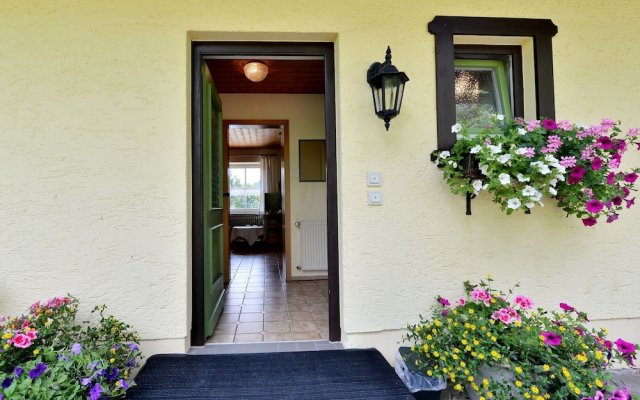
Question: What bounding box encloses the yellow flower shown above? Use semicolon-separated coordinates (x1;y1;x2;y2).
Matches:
531;385;539;394
452;354;459;360
423;344;429;352
454;383;462;391
426;335;433;341
482;378;489;388
434;320;443;327
433;351;440;358
575;353;588;363
514;366;523;374
427;370;433;376
515;380;523;387
443;367;449;373
559;326;566;332
477;353;485;360
468;376;474;382
490;350;501;360
469;309;475;314
44;318;53;327
111;348;117;354
1;332;12;340
110;358;115;363
33;349;40;355
524;393;531;399
542;364;550;371
116;381;121;387
3;344;9;350
595;379;604;388
460;361;466;367
461;339;468;345
473;340;480;346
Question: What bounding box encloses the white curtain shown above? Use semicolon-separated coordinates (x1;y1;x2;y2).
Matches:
260;155;281;213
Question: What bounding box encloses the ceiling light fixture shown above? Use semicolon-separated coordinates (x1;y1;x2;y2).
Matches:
243;61;269;82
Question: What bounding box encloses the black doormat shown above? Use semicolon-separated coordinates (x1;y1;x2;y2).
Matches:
126;349;413;399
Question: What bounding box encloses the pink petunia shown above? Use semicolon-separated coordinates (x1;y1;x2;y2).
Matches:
540;331;562;346
582;217;597;226
560;303;575;312
585;199;604;213
543;119;558;130
457;298;466;306
25;330;37;340
624;172;638;183
615;338;636;354
526;119;541;132
437;296;450;307
560;156;577;168
557;120;574;131
626;198;635;209
601;118;616;129
607;213;619;223
513;295;534;309
591;157;604;170
607;172;617;185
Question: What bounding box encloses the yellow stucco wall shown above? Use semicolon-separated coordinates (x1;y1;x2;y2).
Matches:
1;1;640;359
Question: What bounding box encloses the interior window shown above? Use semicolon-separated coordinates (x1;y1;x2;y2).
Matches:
229;162;261;212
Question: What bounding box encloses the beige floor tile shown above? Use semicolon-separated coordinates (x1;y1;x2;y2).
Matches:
263;332;293;342
245;287;265;293
264;291;284;298
234;334;263;343
239;313;264;322
244;292;264;299
264;312;289;322
292;332;321;341
319;329;330;340
236;322;264;334
224;298;243;306
264;297;285;304
286;303;310;312
208;334;234;343
312;310;329;320
289;311;314;321
307;303;327;312
305;295;327;303
264;321;291;333
222;305;242;314
264;304;287;312
241;305;263;313
219;313;240;323
214;323;237;335
285;296;307;304
225;292;245;299
290;320;319;333
315;320;329;330
243;298;264;305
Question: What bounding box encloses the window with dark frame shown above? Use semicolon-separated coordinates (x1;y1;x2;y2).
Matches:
428;16;558;150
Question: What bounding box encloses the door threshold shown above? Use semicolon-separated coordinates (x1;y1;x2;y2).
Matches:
189;340;343;355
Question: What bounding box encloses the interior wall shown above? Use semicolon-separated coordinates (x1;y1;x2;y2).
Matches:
220;94;327;279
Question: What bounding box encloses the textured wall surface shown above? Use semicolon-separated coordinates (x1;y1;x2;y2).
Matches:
220;94;327;278
1;1;640;358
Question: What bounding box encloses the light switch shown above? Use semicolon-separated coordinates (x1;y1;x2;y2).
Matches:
367;190;383;205
367;172;382;186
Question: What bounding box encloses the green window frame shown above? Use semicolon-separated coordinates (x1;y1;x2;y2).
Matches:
454;58;512;135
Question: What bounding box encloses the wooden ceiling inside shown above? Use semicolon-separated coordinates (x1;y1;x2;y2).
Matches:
228;125;283;148
206;59;324;94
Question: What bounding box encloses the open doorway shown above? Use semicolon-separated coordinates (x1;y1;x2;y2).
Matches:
191;42;339;347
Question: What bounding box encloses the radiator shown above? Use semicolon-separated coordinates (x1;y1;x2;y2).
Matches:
229;214;263;228
298;220;328;271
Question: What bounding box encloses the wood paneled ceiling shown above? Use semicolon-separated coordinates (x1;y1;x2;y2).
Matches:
206;59;324;94
228;125;282;148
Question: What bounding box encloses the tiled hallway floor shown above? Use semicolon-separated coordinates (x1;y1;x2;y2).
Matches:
208;247;329;343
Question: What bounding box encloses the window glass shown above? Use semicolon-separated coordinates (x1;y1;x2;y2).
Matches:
229;163;261;212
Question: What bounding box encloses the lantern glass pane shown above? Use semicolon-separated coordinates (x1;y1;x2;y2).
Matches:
383;78;398;111
395;83;405;113
375;86;383;112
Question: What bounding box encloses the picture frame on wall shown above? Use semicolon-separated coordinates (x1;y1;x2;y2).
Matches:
299;139;326;182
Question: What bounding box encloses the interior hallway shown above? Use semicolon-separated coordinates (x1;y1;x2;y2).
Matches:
208;247;329;343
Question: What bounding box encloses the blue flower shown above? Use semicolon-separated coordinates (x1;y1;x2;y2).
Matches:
128;343;139;351
118;379;129;389
89;383;103;400
71;343;82;355
81;377;93;386
13;367;23;378
106;367;119;381
1;377;13;389
28;363;47;379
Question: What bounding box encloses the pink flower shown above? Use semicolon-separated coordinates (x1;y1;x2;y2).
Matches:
513;295;534;309
560;303;575;311
557;120;574;131
614;338;636;354
597;136;613;149
609;388;632;400
568;166;586;184
560;156;577;168
586;199;604;213
541;135;563;153
607;213;619;223
526;119;541;132
626;197;635;209
613;140;628;153
11;334;32;348
457;298;466;306
609;153;622;169
437;296;450;307
607;172;617;185
601;118;616;129
591;157;603;170
627;128;640;137
543;119;558;130
624;172;638;183
522;147;536;158
471;289;492;305
491;307;520;325
582;217;597;226
540;331;562;346
612;196;623;206
25;330;37;340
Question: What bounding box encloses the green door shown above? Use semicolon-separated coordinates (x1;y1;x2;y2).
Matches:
202;63;225;338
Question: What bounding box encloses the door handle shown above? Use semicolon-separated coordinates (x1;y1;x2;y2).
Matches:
223;193;230;197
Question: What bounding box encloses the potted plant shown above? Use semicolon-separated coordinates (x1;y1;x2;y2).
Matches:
404;277;638;399
0;296;143;399
433;116;640;226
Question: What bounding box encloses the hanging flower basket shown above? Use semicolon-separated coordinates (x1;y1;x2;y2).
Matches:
433;116;640;226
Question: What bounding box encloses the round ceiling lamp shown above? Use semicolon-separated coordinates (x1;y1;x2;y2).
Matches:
243;61;269;82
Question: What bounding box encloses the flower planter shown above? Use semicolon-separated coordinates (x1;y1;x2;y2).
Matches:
395;347;446;400
465;364;522;400
461;153;483;180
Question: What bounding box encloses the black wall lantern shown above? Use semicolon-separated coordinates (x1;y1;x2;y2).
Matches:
367;46;409;130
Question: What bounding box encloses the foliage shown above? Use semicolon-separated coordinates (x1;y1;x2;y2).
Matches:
0;296;142;399
434;116;640;226
405;277;638;400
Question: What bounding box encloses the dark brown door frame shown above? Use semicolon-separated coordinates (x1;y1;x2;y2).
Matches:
191;41;340;346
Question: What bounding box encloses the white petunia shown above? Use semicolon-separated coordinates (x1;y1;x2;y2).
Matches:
544;154;558;163
525;202;535;209
549;187;557;196
496;114;505;121
549;178;557;187
497;154;512;164
517;173;530;182
447;160;458;168
472;180;484;192
531;191;543;201
470;145;482;154
480;164;489;175
555;165;566;174
517;127;527;135
522;185;537;196
555;174;565;182
488;144;503;154
498;173;511;185
439;151;450;159
514;148;527;155
451;123;462;133
507;198;521;209
531;161;551;175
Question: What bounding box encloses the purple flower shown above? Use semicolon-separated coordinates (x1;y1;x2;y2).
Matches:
71;342;82;355
591;157;604;170
118;379;129;389
560;303;575;312
106;367;119;381
1;377;13;389
626;198;635;209
87;360;100;370
624;172;638;183
81;377;93;386
58;354;70;362
585;199;604;213
607;172;617;185
440;309;450;317
13;367;23;378
607;214;619;223
89;383;103;400
613;139;627;152
569;166;586;184
612;196;623;206
581;390;605;400
610;153;622;168
28;363;47;379
128;343;139;352
582;217;597;226
543;119;558;130
437;296;450;307
597;136;613;149
540;331;562;346
615;338;636;354
623;187;631;198
609;388;632;400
